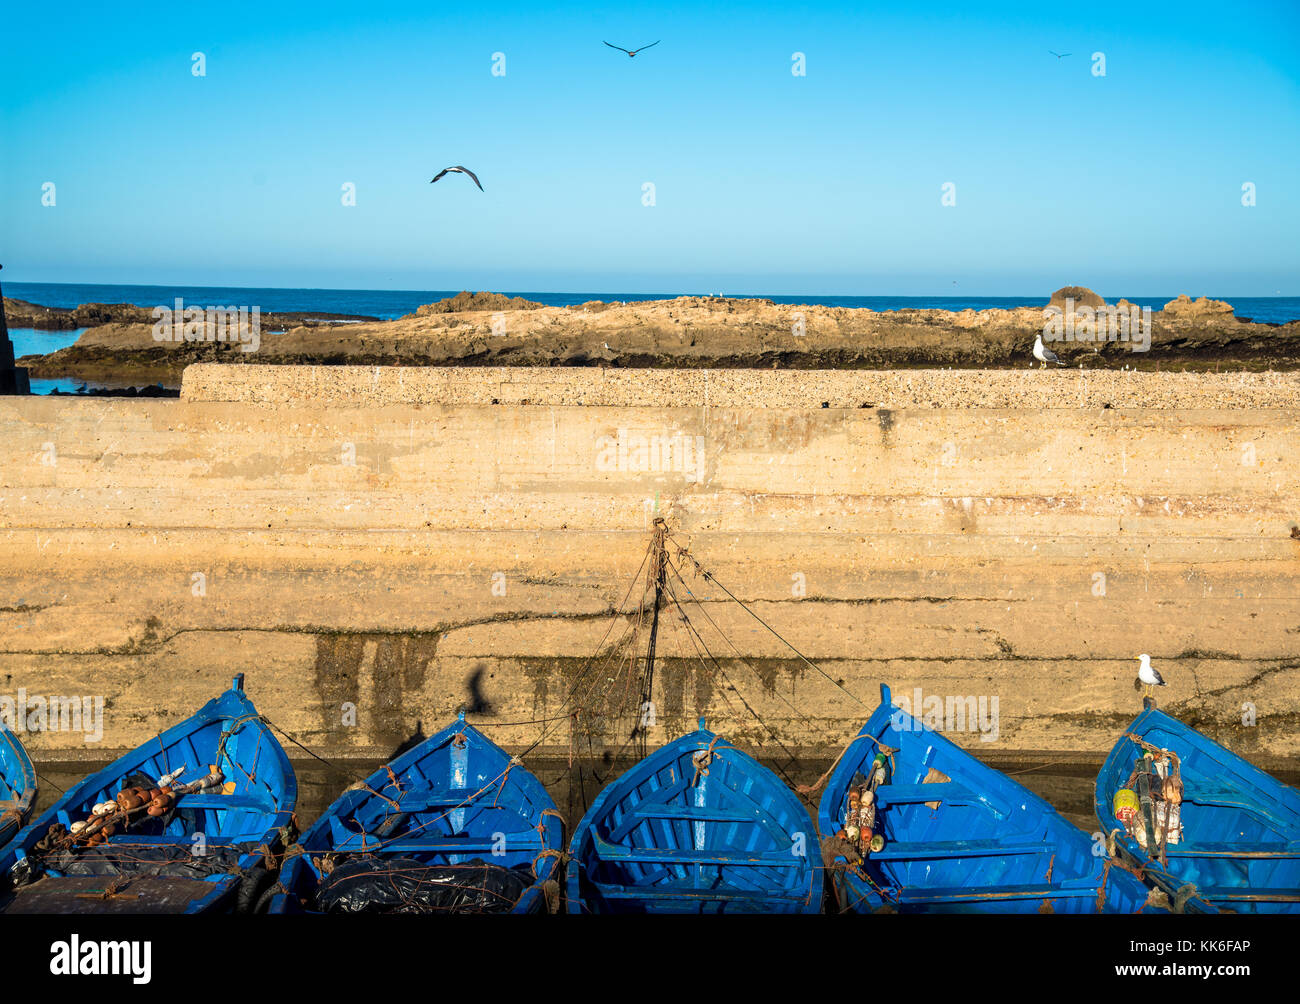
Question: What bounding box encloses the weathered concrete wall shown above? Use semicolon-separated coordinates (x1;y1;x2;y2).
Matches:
2;366;1298;769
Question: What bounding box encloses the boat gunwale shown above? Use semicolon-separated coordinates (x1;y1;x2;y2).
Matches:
0;724;38;851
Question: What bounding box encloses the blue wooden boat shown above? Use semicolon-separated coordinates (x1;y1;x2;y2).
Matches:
0;675;296;914
0;723;37;854
1096;704;1300;914
566;720;822;913
817;685;1159;913
270;712;563;914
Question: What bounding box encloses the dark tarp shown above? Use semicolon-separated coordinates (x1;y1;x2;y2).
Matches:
45;842;253;879
313;855;532;914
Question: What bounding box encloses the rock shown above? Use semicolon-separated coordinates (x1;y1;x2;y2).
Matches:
1048;286;1107;309
1162;294;1235;320
407;291;545;317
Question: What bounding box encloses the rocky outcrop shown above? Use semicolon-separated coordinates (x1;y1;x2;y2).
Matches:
15;291;1300;387
1162;294;1236;321
3;297;378;331
2;298;149;330
405;290;545;316
1048;286;1107;309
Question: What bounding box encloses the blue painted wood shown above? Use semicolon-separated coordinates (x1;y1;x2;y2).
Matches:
566;721;822;913
817;685;1158;913
0;676;296;914
0;723;37;854
271;712;562;914
1096;706;1300;914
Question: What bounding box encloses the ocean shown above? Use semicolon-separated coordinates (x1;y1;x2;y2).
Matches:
7;282;1300;325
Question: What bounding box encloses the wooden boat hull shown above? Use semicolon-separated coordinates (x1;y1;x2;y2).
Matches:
0;724;37;854
0;676;296;915
270;713;563;914
818;686;1158;914
566;723;822;914
1096;706;1300;914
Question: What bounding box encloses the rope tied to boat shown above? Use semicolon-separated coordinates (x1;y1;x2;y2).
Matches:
344;781;401;813
1095;857;1111;913
492;756;526;808
690;735;726;786
1172;883;1201;914
531;847;564;879
537;807;566;840
797;736;896;795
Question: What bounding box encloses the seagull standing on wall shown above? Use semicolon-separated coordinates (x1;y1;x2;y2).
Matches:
1033;333;1065;368
1137;654;1166;699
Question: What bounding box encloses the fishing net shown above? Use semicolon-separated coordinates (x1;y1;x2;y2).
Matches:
42;842;256;879
312;855;532;914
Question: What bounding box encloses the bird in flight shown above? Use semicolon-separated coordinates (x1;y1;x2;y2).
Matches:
1049;50;1072;59
430;166;483;191
1032;333;1065;368
604;40;660;58
1137;654;1167;699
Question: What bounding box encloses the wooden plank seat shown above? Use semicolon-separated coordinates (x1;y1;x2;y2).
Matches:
868;839;1049;861
1164;841;1300;859
591;883;811;904
897;878;1104;904
1193;886;1300;903
162;794;276;811
590;835;799;868
875;782;989;807
328;832;545;856
608;784;791;845
1180;789;1296;831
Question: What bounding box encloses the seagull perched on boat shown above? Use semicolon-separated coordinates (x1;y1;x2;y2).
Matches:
1033;333;1065;368
604;40;660;57
429;166;483;191
1137;654;1166;698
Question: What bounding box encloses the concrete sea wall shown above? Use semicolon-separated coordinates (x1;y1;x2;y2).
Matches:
1;365;1297;767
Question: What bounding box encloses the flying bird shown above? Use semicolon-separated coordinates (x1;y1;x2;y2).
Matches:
1033;333;1065;368
430;166;483;191
604;40;660;57
1049;50;1072;59
1137;653;1166;698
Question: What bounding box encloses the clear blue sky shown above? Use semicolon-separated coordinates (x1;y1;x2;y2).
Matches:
2;1;1297;294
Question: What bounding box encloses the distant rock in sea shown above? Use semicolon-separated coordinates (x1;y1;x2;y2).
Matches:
1048;286;1107;309
407;291;545;317
1162;294;1236;321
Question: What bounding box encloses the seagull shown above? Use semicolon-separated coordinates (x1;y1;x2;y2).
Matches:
1049;50;1072;59
1033;333;1065;368
429;166;483;191
1137;654;1166;699
604;40;660;58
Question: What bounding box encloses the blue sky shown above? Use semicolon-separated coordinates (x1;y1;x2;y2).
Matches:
2;1;1297;294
